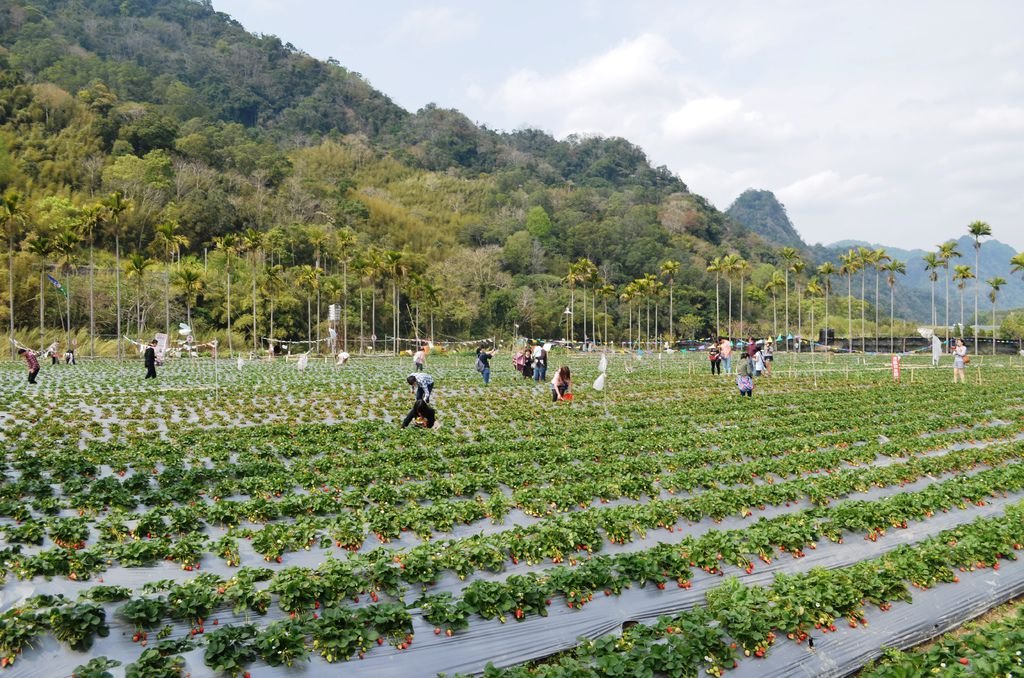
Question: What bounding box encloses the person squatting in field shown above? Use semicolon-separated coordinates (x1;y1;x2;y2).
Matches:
402;372;436;428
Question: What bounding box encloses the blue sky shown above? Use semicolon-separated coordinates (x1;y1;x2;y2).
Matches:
212;1;1024;251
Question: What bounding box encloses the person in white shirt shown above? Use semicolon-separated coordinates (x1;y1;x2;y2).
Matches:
413;345;427;371
952;338;967;383
532;343;547;382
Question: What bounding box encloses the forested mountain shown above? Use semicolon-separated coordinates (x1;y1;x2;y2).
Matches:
1;0;1019;352
726;190;805;250
814;237;1024;321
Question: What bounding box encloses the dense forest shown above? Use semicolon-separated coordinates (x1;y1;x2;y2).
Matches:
1;0;1021;356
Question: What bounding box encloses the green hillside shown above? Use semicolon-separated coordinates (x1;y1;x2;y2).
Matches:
5;0;1005;353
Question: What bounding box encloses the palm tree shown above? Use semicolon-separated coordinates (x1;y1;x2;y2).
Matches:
333;227;356;351
986;277;1006;355
869;248;890;350
791;259;806;351
51;224;81;346
921;252;941;328
2;192;28;357
839;250;859;352
382;250;408;353
573;258;598;344
152;219;189;339
308;225;331;353
102;192;132;359
967;220;992;354
355;249;382;353
124;253;154;339
953;264;974;336
733;257;750;339
173;258;204;328
883;259;906;353
816;261;836;354
619;285;634;349
420;281;441;345
721;253;741;340
937;240;962;349
563;260;587;343
79;203;104;357
240;227;263;352
214;233;239;354
806;277;823;362
261;264;285;345
295;264;319;345
27;233;53;347
764;268;785;339
598;283;616;348
855;246;872;353
660;259;680;341
1012;253;1024;279
706;257;724;339
780;247;799;349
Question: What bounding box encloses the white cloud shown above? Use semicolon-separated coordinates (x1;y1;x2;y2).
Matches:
661;96;792;145
490;33;686;131
778;171;887;207
393;7;478;46
955;106;1024;135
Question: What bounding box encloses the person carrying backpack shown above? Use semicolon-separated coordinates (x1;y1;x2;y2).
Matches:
476;346;494;385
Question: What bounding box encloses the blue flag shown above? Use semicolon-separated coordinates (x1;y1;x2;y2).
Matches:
46;274;68;298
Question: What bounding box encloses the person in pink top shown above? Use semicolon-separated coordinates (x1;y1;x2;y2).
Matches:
719;338;733;374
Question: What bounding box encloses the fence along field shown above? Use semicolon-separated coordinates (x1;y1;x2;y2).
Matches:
0;351;1023;677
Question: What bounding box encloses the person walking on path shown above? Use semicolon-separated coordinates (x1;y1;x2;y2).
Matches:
708;343;722;375
551;365;572;402
413;345;427;372
402;372;436;428
18;348;40;384
719;338;733;374
144;339;158;379
476;346;494;385
532;343;548;382
952;338;968;384
762;339;774;376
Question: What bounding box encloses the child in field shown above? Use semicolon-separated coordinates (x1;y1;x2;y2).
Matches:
708;343;721;375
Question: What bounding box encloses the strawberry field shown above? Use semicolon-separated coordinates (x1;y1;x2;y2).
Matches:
1;352;1023;677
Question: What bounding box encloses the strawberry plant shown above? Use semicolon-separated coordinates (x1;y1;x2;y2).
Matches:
203;624;257;677
253;619;311;667
120;597;169;633
71;656;121;678
49;602;109;652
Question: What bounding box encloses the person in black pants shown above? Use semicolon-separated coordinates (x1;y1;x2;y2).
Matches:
18;348;39;384
402;373;435;428
144;340;158;379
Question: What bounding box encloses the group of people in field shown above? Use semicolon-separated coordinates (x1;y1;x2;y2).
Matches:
401;341;574;430
708;336;774;397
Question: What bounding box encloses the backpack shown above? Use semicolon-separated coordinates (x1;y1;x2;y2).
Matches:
475;357;485;373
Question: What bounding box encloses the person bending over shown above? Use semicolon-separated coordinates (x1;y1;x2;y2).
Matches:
551;365;572;402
